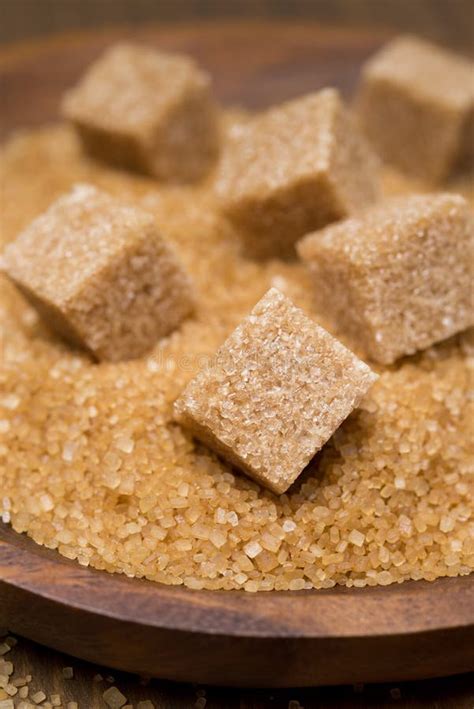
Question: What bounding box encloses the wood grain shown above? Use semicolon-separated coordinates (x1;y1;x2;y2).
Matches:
0;20;473;694
5;635;474;708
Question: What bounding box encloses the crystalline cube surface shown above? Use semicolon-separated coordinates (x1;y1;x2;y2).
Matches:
298;193;474;364
215;89;380;259
174;288;377;494
1;184;194;361
62;43;219;181
356;35;474;182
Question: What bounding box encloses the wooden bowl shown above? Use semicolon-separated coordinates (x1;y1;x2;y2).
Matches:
0;21;473;688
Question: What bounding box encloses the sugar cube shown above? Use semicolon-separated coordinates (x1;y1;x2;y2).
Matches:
1;184;194;361
298;193;473;364
356;35;474;182
215;88;379;259
62;43;219;181
174;288;377;494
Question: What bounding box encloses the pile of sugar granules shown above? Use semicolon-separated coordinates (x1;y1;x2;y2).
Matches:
0;122;473;592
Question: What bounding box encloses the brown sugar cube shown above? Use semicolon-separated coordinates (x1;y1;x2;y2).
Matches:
174;288;377;494
1;184;194;361
62;42;219;181
356;35;474;182
297;193;474;364
214;88;380;260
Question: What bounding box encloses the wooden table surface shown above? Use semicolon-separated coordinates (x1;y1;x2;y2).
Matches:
2;633;473;708
1;2;473;707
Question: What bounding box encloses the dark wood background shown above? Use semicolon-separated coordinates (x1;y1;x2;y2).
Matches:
0;1;473;707
0;0;473;50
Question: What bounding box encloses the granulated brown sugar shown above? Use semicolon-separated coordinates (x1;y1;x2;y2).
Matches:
0;122;473;591
103;686;128;709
